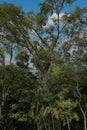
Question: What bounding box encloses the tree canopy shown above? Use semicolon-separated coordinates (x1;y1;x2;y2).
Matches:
0;1;87;130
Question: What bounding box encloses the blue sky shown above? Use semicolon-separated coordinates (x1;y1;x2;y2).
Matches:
0;0;43;12
0;0;87;12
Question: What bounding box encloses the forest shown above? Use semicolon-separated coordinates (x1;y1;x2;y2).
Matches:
0;0;87;130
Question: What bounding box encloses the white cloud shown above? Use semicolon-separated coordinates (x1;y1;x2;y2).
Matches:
47;13;64;26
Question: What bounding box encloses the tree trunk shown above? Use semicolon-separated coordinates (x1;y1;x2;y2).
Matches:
48;117;51;130
84;113;87;130
0;105;2;117
52;115;55;130
58;119;61;130
79;104;87;130
43;118;48;130
37;121;41;130
3;126;6;130
66;117;70;130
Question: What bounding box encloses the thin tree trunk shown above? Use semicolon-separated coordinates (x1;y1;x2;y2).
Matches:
43;118;48;130
0;105;2;117
37;122;40;130
58;119;61;130
48;117;51;130
84;113;87;130
3;126;6;130
66;117;70;130
79;104;87;130
37;121;41;130
52;115;55;130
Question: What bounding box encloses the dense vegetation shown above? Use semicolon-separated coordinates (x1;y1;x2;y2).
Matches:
0;0;87;130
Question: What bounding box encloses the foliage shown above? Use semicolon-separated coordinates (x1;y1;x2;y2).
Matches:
0;0;87;130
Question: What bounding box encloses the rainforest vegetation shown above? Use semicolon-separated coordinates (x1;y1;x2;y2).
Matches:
0;0;87;130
